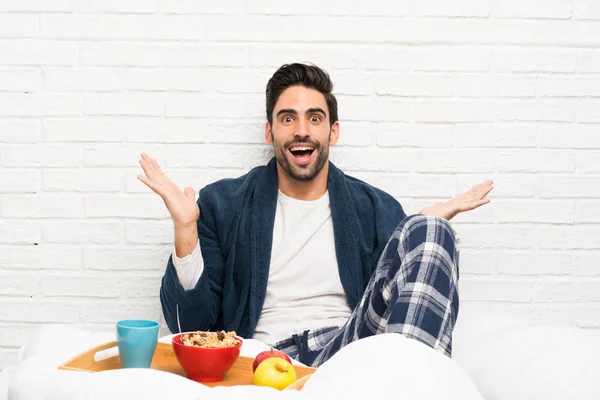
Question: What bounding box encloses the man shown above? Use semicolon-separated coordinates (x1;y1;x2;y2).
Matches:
138;63;493;367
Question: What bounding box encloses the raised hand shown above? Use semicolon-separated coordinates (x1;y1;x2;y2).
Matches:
137;153;200;228
420;180;494;221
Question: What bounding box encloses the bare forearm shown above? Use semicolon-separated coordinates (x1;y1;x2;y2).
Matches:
174;222;199;258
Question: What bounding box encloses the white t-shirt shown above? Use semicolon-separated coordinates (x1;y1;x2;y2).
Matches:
173;190;352;346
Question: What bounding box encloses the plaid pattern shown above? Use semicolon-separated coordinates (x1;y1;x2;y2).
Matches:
273;215;459;368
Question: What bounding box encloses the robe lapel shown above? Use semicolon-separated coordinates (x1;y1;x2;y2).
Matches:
327;162;364;310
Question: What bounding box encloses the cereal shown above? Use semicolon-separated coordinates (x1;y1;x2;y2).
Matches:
181;330;241;348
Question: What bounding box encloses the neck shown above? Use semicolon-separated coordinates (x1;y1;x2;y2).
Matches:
276;162;329;201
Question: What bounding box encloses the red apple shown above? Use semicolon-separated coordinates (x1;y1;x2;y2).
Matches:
252;349;292;372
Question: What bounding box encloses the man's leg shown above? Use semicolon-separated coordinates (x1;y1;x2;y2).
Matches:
311;214;459;367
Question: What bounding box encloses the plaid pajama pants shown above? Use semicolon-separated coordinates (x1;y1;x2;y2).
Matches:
272;214;460;368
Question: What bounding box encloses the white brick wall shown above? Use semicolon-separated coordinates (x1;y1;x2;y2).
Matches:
1;0;600;370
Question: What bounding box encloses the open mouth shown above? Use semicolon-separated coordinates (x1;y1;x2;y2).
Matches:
288;145;315;165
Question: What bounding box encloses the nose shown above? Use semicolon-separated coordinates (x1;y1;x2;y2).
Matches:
294;118;310;138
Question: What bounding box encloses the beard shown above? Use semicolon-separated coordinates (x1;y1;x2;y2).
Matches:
271;131;330;182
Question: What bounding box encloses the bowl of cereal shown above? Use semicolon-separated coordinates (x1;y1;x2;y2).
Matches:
172;330;243;382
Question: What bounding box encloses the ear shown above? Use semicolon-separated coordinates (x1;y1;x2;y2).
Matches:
329;121;340;145
265;121;273;145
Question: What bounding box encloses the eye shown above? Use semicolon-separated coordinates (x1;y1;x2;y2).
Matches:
282;116;294;123
310;115;322;123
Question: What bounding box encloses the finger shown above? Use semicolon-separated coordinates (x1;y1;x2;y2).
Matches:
477;185;494;199
137;174;155;190
149;156;162;173
472;198;491;209
139;158;155;179
184;187;195;202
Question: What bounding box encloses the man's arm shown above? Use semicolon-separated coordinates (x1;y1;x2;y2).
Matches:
420;180;494;221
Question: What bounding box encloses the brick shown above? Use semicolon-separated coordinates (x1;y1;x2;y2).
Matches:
44;118;126;142
0;170;41;193
0;220;41;244
210;69;272;94
1;196;83;218
495;49;577;73
537;177;600;198
457;251;495;275
0;324;39;347
120;274;162;298
124;168;245;193
495;200;574;224
159;0;244;14
455;74;536;98
459;277;534;302
492;0;571;18
579;101;600;122
1;144;82;167
339;96;412;122
42;15;206;41
329;45;410;71
42;221;123;244
377;125;454;148
540;126;600;149
84;247;171;271
328;0;407;15
0;68;39;92
577;151;600;173
84;144;161;167
0;15;39;38
80;43;164;67
413;47;492;72
459;175;536;198
498;150;575;173
126;220;173;244
44;68;126;92
0;0;76;11
410;0;489;16
578;50;600;72
0;272;39;296
449;202;495;224
575;201;600;223
350;172;456;198
167;44;247;67
0;40;78;66
413;150;495;173
124;119;263;144
537;226;600;250
495;252;572;275
457;225;534;249
80;300;160;323
124;69;209;92
497;100;576;122
84;195;169;218
0;245;81;270
0;94;81;117
0;349;20;370
326;71;375;96
83;93;164;117
573;305;600;328
574;252;600;275
533;21;600;46
166;94;261;119
375;73;454;97
539;75;600;97
0;299;79;323
456;124;538;148
536;281;600;303
41;273;121;298
80;0;159;13
414;100;495;122
0;119;41;143
453;20;534;44
249;44;330;69
249;0;327;15
43;169;123;192
331;149;412;173
573;0;600;19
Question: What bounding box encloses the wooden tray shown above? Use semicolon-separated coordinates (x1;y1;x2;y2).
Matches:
58;341;316;390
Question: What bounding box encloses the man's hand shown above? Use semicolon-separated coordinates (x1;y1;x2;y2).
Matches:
419;180;494;221
137;153;200;228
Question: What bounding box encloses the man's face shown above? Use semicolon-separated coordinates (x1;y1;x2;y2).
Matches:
266;85;339;182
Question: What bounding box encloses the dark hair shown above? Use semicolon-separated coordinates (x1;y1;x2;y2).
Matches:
265;63;338;127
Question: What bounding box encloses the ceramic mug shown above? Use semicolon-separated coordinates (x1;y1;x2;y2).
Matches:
116;319;160;368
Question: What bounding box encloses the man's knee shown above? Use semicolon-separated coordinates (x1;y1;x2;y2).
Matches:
395;214;456;243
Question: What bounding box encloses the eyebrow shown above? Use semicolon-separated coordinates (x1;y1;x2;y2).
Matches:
276;107;327;118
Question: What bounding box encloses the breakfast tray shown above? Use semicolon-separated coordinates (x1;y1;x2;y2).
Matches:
58;341;316;390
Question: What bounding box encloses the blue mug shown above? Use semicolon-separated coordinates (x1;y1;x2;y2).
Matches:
116;319;160;368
